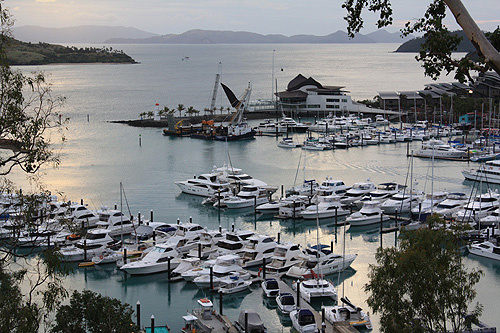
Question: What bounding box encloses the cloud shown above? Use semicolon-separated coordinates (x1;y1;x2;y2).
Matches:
475;19;500;24
35;0;57;2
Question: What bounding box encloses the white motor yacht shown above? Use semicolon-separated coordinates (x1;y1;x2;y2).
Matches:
277;137;302;148
315;178;350;200
468;239;500;261
218;185;273;209
175;169;232;197
279;116;309;132
241;234;276;268
453;190;500;222
266;242;305;274
415;139;465;159
354;182;404;209
58;229;119;262
321;297;373;330
217;229;256;254
347;201;390;227
120;243;182;275
289;308;318;333
300;197;350;220
433;192;468;218
66;203;100;229
278;199;308;218
217;277;252;294
410;191;449;221
95;208;136;237
463;160;500;184
340;179;376;206
380;190;424;214
286;244;357;278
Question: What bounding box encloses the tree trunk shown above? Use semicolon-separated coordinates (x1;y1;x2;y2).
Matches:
444;0;500;75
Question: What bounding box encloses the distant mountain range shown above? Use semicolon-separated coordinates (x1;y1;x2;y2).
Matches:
11;25;413;44
395;30;475;52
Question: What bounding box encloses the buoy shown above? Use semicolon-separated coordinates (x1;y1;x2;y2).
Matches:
99;255;104;260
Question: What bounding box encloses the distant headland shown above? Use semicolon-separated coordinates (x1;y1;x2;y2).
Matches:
5;37;137;66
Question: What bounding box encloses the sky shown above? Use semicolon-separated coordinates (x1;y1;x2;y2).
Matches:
6;0;500;36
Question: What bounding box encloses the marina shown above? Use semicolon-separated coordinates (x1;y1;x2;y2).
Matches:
6;43;500;332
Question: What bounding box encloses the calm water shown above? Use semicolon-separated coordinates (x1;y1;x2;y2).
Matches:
11;44;500;332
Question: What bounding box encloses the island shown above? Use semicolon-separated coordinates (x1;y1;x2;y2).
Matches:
5;37;137;65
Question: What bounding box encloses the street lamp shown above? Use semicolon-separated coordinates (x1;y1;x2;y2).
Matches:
397;92;402;129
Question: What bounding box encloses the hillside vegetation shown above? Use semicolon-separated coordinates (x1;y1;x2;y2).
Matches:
5;38;137;65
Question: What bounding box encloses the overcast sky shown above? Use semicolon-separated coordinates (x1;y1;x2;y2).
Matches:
6;0;500;36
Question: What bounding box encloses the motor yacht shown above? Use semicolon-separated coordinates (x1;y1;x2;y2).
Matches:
289;308;318;333
468;238;500;261
278;199;308;218
453;190;500;222
256;194;309;214
241;234;276;268
340;179;376;206
347;201;390;227
415;139;465;159
254;118;287;135
266;242;305;274
218;185;274;209
463;160;500;184
217;277;252;294
433;192;469;218
186;229;225;259
354;182;404;209
321;297;373;330
286;244;357;278
95;208;136;238
315;178;350;200
217;229;256;254
300;197;349;220
279;116;309;132
66;203;100;229
119;243;182;275
58;229;119;262
277;137;302;148
175;170;232;197
380;189;424;214
410;191;449;221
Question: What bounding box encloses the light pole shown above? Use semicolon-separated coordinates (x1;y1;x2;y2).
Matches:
397;92;402;129
414;91;418;123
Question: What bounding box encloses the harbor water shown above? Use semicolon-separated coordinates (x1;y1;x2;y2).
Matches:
9;43;500;331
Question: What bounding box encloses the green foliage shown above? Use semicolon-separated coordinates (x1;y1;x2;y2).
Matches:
51;290;138;333
341;0;500;82
365;222;482;332
4;38;137;65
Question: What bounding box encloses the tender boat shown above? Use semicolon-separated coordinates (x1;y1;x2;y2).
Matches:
289;308;318;333
276;292;296;315
261;278;280;297
321;297;373;330
346;201;389;226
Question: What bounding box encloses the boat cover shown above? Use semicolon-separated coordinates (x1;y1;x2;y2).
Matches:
237;309;266;331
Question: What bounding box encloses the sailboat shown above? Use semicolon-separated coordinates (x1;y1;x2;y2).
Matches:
214;82;256;141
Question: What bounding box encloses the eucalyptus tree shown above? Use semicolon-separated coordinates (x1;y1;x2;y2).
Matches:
365;216;483;332
342;0;500;81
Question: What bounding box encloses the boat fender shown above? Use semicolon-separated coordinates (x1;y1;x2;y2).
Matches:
258;267;262;277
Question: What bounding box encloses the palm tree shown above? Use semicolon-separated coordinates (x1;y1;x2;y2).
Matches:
176;104;185;118
186;106;196;116
147;111;154;119
161;106;170;118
